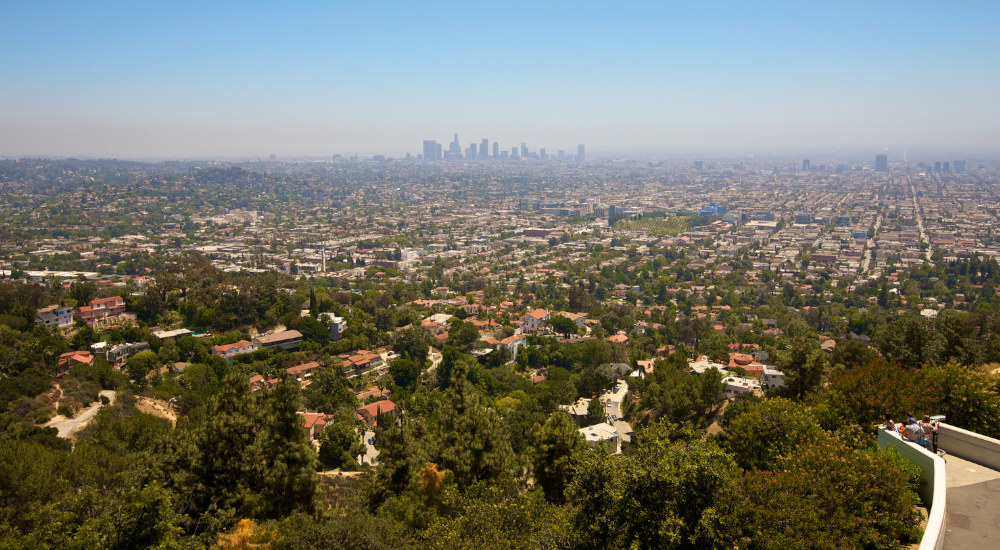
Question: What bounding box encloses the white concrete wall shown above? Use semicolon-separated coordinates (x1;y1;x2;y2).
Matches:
937;422;1000;471
877;429;946;550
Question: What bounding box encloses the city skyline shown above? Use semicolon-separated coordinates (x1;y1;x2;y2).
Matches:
1;2;999;158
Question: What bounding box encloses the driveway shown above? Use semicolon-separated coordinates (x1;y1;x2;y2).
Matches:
359;429;379;466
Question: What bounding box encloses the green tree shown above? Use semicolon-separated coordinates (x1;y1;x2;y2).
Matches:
125;350;159;382
303;368;355;414
722;397;822;471
548;315;578;338
390;357;422;391
318;414;362;471
449;322;481;352
876;315;945;367
586;397;605;425
778;338;828;399
569;422;738;549
257;378;318;518
531;412;586;504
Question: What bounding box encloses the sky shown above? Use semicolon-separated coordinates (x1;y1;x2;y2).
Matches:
1;1;999;159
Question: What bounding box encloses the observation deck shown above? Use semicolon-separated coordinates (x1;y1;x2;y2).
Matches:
879;423;1000;550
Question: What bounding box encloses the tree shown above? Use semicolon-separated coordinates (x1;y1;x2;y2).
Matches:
569;422;738;549
449;322;481;352
586;397;605;425
390;357;422;391
163;374;263;534
292;316;330;344
318;414;362;470
876;315;945;367
531;412;586;504
393;329;429;366
548;315;577;338
256;378;318;519
303;368;355;414
722;397;822;471
125;350;159;382
778;338;828;399
729;437;921;548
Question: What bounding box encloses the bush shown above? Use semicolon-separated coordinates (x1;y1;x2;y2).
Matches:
729;437;922;549
722;397;822;471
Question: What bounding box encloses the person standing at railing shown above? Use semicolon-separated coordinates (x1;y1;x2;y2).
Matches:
904;418;925;445
920;415;938;451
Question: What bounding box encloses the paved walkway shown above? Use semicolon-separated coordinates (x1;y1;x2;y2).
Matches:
944;454;1000;549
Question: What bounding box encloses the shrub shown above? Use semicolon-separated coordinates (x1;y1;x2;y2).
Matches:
722;397;822;471
729;437;922;549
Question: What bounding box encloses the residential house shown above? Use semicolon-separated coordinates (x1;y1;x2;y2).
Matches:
339;350;384;375
76;296;131;328
761;366;786;390
106;341;151;367
211;339;258;364
286;361;322;384
722;376;762;399
36;305;74;328
484;334;526;362
520;309;550;332
355;386;391;402
355;400;397;427
57;350;93;373
578;422;619;453
253;329;303;351
319;313;347;341
297;411;333;440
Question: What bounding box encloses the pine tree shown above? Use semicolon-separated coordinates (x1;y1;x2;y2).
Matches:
256;377;317;518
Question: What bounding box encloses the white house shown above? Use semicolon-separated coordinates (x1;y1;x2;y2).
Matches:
722;376;762;399
579;422;619;453
761;366;786;390
520;309;550;332
36;305;74;328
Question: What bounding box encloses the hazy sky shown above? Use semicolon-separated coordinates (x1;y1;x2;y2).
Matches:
2;1;998;159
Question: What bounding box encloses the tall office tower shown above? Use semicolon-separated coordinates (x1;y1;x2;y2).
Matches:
943;161;950;173
539;148;547;161
519;143;528;158
435;142;442;161
802;159;811;171
557;150;565;159
875;154;888;172
466;143;477;160
608;205;618;225
492;142;499;157
693;160;704;170
480;139;489;159
953;160;967;172
934;161;942;173
423;140;439;161
449;134;461;158
576;144;585;163
511;147;519;159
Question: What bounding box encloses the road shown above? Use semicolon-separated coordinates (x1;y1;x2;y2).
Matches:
910;177;933;262
860;214;883;274
600;379;633;452
47;390;116;438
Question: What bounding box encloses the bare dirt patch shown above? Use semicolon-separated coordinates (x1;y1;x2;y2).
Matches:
135;396;180;426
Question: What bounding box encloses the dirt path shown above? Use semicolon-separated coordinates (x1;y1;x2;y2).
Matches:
46;390;116;438
135;396;180;426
